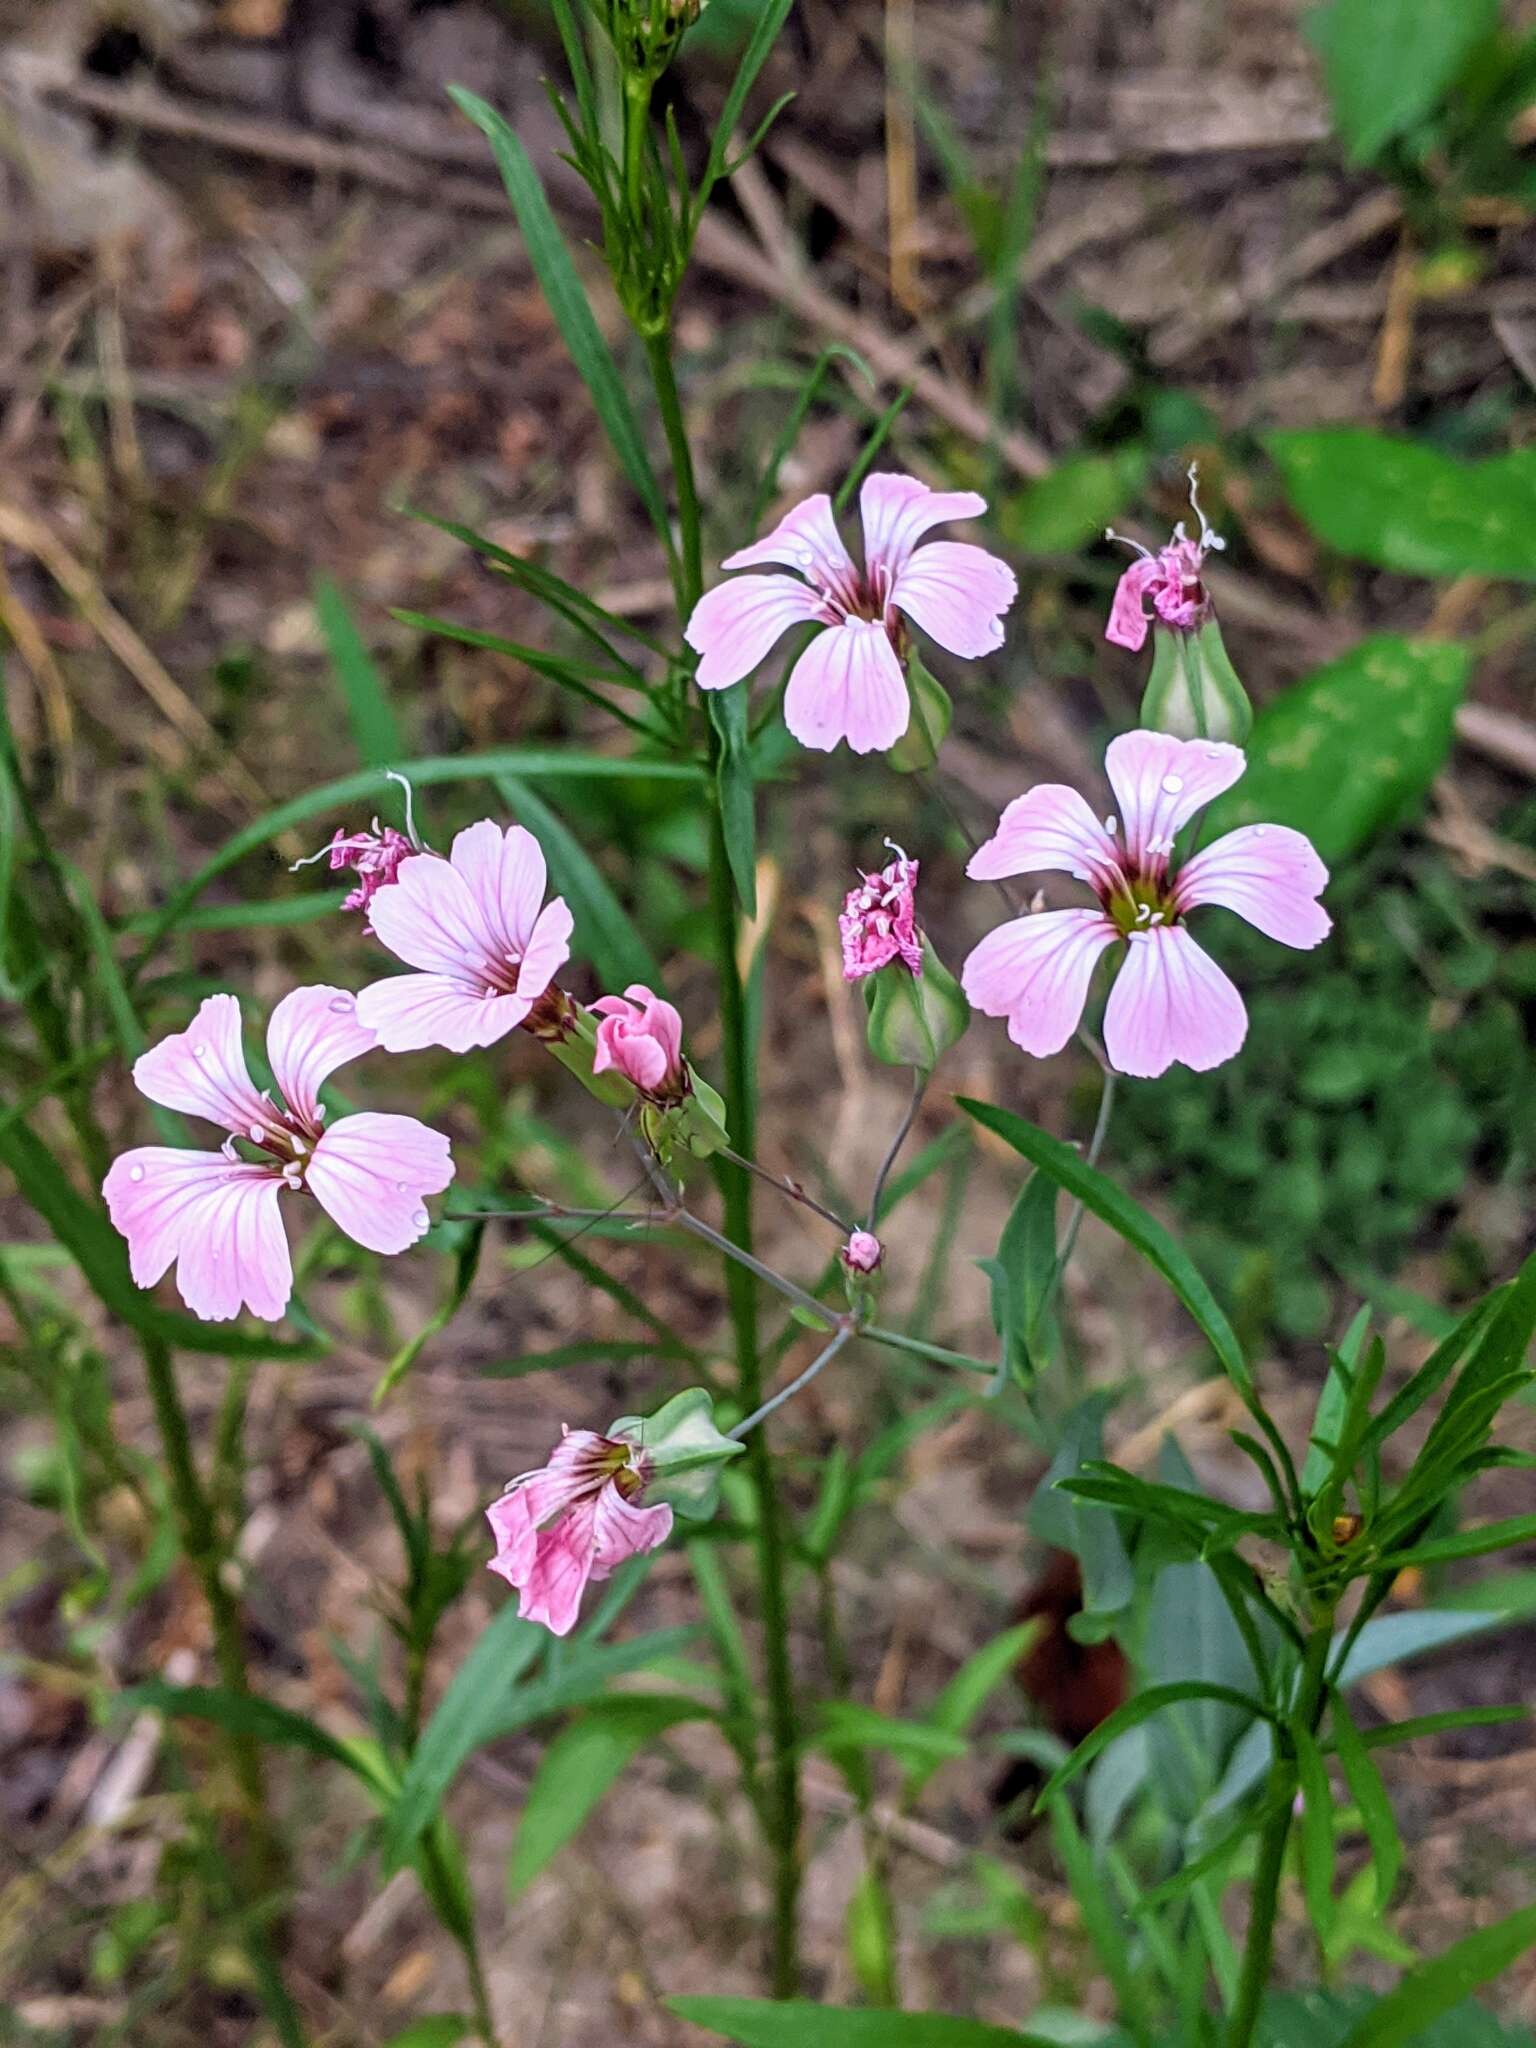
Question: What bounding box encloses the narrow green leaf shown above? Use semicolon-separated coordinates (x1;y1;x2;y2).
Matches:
1049;1800;1156;2048
449;89;672;554
1375;1513;1536;1570
1332;1693;1402;1909
693;0;798;215
1294;1726;1336;1944
1302;1307;1371;1496
1336;1903;1536;2048
1035;1683;1276;1810
315;576;402;767
373;1221;486;1405
494;775;660;989
381;2019;473;2048
669;1998;1048;2047
1350;1706;1527;1751
814;1702;969;1769
707;686;757;915
121;1681;364;1776
508;1694;712;1894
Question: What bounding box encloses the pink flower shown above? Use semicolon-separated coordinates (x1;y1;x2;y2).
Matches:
842;1230;883;1274
684;473;1016;755
486;1427;673;1637
591;984;686;1101
355;820;573;1054
962;730;1330;1079
326;822;417;931
102;989;454;1322
840;845;921;981
1105;474;1227;652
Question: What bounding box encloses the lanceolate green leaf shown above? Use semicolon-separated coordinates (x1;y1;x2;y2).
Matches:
494;774;661;989
1335;1902;1536;2048
1306;0;1501;164
707;684;757;915
315;576;403;768
693;0;798;219
1204;636;1470;866
1033;1682;1277;1809
121;1681;365;1776
448;89;673;559
1269;429;1536;579
1375;1514;1536;1570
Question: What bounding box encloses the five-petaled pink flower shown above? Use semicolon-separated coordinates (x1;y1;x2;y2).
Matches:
486;1427;673;1636
1105;478;1227;652
103;989;454;1322
962;731;1329;1078
356;820;573;1054
326;822;416;931
840;845;922;981
685;473;1016;755
592;984;686;1101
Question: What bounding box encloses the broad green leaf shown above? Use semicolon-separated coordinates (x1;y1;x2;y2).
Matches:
1336;1903;1536;2047
448;89;672;553
1335;1605;1517;1685
669;1999;1048;2047
1306;0;1500;163
0;1115;313;1360
1028;1396;1135;1634
508;1694;713;1894
1000;448;1149;556
1035;1682;1276;1809
495;774;661;989
132;750;702;961
984;1166;1058;1390
1204;635;1469;866
383;1620;693;1866
1270;429;1536;578
316;576;402;767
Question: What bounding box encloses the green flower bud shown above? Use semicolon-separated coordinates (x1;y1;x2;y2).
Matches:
864;935;970;1072
1141;617;1253;746
609;1387;743;1520
887;650;953;773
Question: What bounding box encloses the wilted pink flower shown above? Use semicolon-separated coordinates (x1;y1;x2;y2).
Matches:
102;989;453;1322
591;984;686;1101
842;1230;883;1274
840;844;921;981
685;473;1016;754
356;820;573;1054
962;731;1329;1079
486;1427;673;1637
1105;472;1227;652
326;822;416;930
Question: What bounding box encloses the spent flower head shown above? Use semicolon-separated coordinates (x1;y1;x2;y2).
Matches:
686;473;1016;755
1105;467;1227;653
962;730;1329;1078
840;844;922;982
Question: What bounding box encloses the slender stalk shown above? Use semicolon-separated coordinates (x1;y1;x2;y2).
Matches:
646;330;704;612
672;1206;839;1327
868;1068;926;1231
1225;1617;1334;2048
719;1143;854;1234
1054;1065;1118;1278
862;1323;994;1374
139;1336;278;1897
731;1324;856;1439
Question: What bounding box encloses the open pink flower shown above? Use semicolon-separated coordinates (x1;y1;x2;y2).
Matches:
486;1427;673;1637
591;984;685;1101
356;820;573;1054
840;845;921;980
685;473;1016;754
962;731;1329;1078
1105;474;1227;652
102;989;453;1322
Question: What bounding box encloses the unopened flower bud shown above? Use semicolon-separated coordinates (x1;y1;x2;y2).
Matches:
865;934;970;1072
606;1387;743;1519
592;985;686;1101
842;1230;882;1274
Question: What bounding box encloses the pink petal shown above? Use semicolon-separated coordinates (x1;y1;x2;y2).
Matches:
264;986;374;1126
967;784;1123;890
356;972;528;1053
961;908;1118;1058
368;850;496;983
891;540;1017;658
449;821;546;964
516;896;574;1004
684;574;827;691
510;1496;601;1636
103;1148;291;1322
1104;730;1246;869
721;493;859;603
486;1487;539;1587
1105;555;1164;651
783;619;909;755
1175;825;1331;950
306;1111;454;1255
589;1481;672;1579
132;994;269;1137
859;473;986;578
1103;925;1247;1078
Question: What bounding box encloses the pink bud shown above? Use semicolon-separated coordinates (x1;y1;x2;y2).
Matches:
842;1230;883;1274
590;984;687;1101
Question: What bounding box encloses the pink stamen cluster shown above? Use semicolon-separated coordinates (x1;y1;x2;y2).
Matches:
1104;469;1227;653
327;823;416;930
839;845;921;981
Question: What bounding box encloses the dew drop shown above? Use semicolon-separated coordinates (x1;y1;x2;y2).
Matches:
192;1043;209;1061
394;1180;409;1192
1161;774;1184;795
412;1207;430;1230
1252;824;1268;837
249;1124;265;1144
129;1164;145;1183
328;994;353;1014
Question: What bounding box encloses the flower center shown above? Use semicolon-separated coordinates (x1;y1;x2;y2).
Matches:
1107;876;1179;938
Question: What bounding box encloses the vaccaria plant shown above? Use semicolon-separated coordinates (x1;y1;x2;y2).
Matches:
3;8;1535;2048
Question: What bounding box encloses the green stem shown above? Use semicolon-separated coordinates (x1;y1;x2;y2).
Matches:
1225;1617;1334;2048
646;330;704;613
140;1335;278;1899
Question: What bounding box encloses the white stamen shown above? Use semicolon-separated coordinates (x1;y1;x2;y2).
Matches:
1104;525;1152;560
384;768;425;851
1185;462;1227;555
1135;902;1153;925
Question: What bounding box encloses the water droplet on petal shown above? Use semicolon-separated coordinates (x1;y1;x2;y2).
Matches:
129;1164;145;1183
412;1207;429;1230
328;994;353;1014
249;1124;265;1143
1161;774;1184;795
395;1180;408;1192
1253;824;1268;837
192;1044;208;1060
